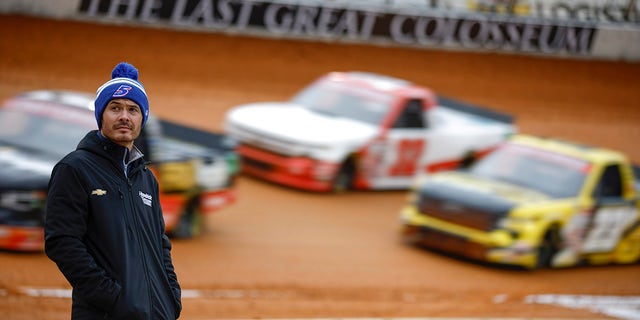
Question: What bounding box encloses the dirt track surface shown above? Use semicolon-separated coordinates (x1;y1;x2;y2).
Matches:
1;15;640;320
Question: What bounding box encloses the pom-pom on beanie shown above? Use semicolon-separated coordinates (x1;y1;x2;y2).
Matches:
94;62;149;129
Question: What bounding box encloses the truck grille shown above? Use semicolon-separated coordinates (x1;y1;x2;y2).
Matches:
0;208;44;227
410;226;487;260
242;157;273;172
417;196;501;231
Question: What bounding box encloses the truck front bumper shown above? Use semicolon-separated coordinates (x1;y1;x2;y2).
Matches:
400;206;538;268
0;225;44;252
237;144;337;192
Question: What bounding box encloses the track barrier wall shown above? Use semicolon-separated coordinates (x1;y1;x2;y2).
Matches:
2;0;639;61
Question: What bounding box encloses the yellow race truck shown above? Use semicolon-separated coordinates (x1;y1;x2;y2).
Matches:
400;134;640;269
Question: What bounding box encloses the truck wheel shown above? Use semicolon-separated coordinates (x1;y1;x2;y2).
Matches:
535;227;561;269
460;151;476;169
332;159;355;193
172;198;203;239
614;225;640;264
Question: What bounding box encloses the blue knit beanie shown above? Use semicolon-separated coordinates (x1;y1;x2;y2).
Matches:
94;62;149;129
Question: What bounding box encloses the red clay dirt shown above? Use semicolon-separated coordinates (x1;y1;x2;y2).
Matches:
1;15;640;320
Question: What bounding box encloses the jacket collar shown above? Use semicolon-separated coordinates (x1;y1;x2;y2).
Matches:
77;130;147;173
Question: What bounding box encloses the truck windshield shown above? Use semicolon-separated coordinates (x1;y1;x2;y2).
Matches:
469;143;589;199
291;80;394;125
0;107;91;157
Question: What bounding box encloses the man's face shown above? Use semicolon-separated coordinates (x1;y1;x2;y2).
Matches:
100;98;143;149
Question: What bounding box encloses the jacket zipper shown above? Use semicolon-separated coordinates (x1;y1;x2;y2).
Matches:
125;177;154;319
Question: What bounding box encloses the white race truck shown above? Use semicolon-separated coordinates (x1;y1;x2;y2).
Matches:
224;71;516;192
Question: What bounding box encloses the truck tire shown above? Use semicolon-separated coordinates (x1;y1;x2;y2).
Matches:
172;197;203;239
332;159;356;193
460;151;477;169
614;225;640;264
535;227;561;269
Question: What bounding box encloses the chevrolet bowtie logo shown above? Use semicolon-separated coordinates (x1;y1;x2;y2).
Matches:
91;189;107;196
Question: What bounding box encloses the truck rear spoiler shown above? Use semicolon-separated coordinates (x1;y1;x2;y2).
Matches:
159;119;235;152
437;95;515;124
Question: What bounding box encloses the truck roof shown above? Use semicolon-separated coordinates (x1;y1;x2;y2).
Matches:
511;134;629;165
2;90;97;128
14;90;95;110
323;71;436;107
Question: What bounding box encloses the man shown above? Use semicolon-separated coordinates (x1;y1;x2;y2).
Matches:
45;62;181;319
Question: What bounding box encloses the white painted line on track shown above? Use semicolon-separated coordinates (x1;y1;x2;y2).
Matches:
20;287;71;298
11;287;640;319
526;294;640;320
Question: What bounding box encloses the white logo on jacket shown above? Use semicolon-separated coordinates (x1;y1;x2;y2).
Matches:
139;191;152;207
91;189;107;196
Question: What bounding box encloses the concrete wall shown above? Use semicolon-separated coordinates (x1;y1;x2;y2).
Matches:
2;0;639;61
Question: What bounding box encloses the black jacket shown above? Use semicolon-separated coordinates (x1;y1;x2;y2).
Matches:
45;131;181;320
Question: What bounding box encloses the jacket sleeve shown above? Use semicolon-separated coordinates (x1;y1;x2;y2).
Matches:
44;162;121;312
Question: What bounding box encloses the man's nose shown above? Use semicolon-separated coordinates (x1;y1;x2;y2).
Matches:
118;110;132;120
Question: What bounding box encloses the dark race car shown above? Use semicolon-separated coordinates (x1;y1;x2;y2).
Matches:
0;90;239;251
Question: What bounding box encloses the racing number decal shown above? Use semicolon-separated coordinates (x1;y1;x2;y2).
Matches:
581;206;637;253
389;139;425;176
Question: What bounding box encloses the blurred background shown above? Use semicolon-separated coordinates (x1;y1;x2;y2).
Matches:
1;1;639;319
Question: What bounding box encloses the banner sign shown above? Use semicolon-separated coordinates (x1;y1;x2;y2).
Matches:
78;0;597;56
464;0;639;24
